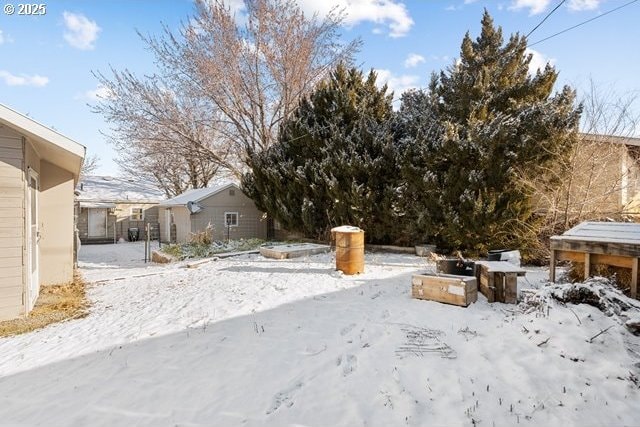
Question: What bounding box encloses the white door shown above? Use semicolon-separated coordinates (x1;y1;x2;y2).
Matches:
27;170;39;311
88;208;107;237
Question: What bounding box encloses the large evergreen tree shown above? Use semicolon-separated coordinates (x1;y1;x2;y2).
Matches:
243;64;400;243
398;11;581;255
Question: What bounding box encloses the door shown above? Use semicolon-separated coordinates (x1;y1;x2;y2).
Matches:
88;208;107;237
27;169;39;310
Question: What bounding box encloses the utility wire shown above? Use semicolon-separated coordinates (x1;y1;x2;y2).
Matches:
526;0;566;38
529;0;639;47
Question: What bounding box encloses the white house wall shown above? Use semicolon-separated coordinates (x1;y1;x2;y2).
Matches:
0;125;25;320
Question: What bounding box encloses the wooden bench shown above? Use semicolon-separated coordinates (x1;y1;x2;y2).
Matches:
474;261;525;304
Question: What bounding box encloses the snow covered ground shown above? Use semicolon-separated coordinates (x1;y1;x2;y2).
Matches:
0;242;639;426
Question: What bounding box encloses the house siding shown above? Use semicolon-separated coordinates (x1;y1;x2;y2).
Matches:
190;187;267;241
39;161;75;285
78;203;160;243
0;125;24;321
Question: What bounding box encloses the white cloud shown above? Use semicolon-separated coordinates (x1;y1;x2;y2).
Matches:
63;11;100;50
0;70;49;87
79;84;113;101
404;53;425;68
508;0;551;15
567;0;601;11
374;69;420;98
464;0;479;3
298;0;414;38
526;48;555;74
0;30;4;45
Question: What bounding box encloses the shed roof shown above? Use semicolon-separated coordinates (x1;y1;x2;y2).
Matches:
159;182;238;207
76;175;165;203
0;103;85;179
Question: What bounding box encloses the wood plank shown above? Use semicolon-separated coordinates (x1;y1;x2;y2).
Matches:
584;253;591;279
550;249;556;282
478;267;496;303
555;250;634;268
551;239;640;258
632;258;639;299
504;273;518;304
474;260;525;274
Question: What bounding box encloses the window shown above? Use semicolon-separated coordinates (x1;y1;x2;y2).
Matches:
224;212;238;227
130;207;144;221
229;189;235;196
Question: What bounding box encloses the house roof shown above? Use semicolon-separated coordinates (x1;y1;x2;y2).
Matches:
0;103;85;180
580;133;640;147
76;175;165;203
158;182;238;207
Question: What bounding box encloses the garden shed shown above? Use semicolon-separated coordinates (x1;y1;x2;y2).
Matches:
0;103;85;320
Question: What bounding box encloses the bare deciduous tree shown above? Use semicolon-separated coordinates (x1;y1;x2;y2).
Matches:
531;79;640;234
94;0;359;195
93;70;229;197
80;153;100;178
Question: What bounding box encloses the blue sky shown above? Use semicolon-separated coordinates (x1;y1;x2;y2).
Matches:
1;0;638;175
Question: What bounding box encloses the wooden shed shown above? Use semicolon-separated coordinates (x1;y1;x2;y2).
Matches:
0;104;85;320
158;183;267;243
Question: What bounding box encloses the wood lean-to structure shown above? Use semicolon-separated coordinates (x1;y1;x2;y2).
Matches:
550;221;640;299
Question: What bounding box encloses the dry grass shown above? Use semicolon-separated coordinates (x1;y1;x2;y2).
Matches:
567;262;632;294
0;273;89;338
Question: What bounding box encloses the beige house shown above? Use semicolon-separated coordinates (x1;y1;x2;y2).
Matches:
159;183;267;243
75;176;164;243
0;104;85;321
566;134;640;215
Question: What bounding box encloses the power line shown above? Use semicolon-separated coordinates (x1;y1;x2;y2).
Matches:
529;0;639;47
526;0;566;38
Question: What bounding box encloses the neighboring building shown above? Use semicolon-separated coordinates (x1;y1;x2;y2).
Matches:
0;103;85;321
570;134;640;215
158;182;267;243
75;176;165;244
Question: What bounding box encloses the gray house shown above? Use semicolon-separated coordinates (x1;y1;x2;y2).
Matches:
158;182;267;243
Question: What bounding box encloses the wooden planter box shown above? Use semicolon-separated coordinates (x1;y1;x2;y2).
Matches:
474;261;525;304
411;273;477;307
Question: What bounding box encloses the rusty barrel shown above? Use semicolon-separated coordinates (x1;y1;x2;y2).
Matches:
332;226;364;275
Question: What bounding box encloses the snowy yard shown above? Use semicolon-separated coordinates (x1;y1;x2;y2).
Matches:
0;242;639;426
